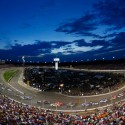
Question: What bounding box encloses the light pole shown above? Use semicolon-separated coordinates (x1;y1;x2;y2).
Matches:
22;56;25;67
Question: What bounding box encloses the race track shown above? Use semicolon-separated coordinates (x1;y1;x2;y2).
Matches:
0;67;125;112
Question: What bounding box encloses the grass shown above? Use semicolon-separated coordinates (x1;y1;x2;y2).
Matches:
3;70;18;82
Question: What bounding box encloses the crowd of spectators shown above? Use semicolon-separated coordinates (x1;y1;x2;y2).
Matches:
0;94;125;125
23;68;125;96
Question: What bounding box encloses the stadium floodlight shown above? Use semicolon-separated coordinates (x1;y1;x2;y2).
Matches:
54;58;60;70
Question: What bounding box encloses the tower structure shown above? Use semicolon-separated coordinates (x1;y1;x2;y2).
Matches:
54;58;60;70
22;56;25;66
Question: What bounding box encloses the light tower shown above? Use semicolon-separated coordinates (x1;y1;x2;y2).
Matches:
22;56;25;66
54;58;60;70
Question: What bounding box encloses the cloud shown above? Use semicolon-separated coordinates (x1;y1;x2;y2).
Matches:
94;0;125;30
91;40;110;46
55;0;125;37
0;39;104;60
0;33;125;61
111;32;125;45
0;40;72;58
55;13;100;37
73;39;90;47
35;40;70;50
51;42;103;55
95;48;125;56
93;31;125;57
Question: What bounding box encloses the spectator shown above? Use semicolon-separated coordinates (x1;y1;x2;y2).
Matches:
0;94;125;124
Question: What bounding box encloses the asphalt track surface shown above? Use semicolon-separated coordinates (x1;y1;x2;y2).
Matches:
0;67;125;112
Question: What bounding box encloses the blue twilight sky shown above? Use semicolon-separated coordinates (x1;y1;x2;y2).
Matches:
0;0;125;62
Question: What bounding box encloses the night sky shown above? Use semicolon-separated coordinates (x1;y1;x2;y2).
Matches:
0;0;125;62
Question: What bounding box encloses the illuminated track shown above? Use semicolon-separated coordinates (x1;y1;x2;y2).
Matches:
1;67;125;112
